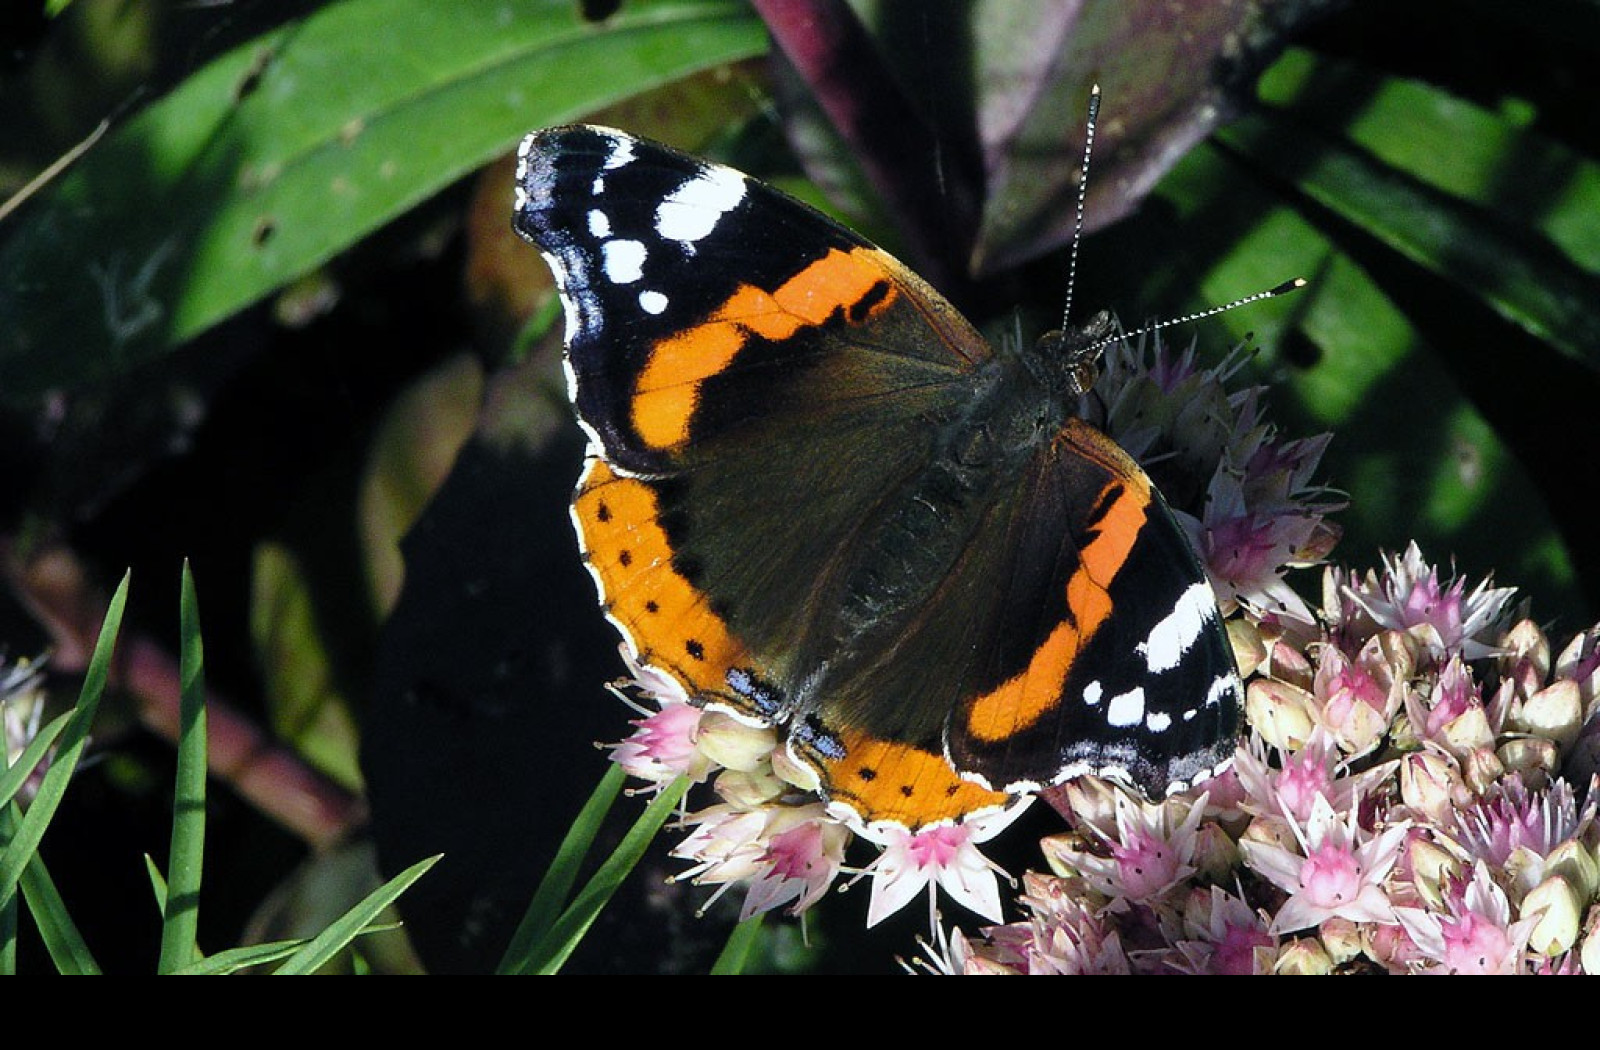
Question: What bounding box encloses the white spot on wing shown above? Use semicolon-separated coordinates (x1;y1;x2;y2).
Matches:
1208;673;1240;709
588;209;611;238
639;289;668;314
1106;689;1145;728
1137;582;1218;673
602;238;646;284
600;130;636;170
655;165;747;246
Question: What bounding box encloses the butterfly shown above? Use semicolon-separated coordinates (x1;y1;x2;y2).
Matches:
511;114;1244;832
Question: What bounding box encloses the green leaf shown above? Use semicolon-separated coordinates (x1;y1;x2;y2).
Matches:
251;544;362;788
0;711;70;809
175;939;309;976
0;573;128;915
271;853;439;974
157;563;207;973
1258;48;1600;277
710;915;765;974
1147;108;1580;614
0;0;767;402
510;775;690;975
17;840;99;975
144;853;168;914
496;761;626;973
1215;114;1600;374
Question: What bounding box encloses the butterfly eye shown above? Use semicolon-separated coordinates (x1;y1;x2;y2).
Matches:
1064;356;1101;398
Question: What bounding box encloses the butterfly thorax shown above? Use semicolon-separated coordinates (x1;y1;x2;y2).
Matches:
827;323;1095;653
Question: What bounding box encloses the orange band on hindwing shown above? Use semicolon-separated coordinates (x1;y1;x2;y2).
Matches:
630;247;897;451
572;457;753;704
962;435;1154;746
814;729;1012;830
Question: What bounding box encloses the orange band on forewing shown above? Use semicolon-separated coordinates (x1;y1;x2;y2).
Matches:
630;248;895;450
574;459;751;702
820;729;1011;830
963;474;1151;744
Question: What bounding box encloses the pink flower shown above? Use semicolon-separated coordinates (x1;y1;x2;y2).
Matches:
1232;729;1392;831
1339;543;1516;663
1448;778;1595;900
737;808;850;920
672;802;851;921
1314;645;1397;755
1397;862;1539;974
1243;794;1408;932
608;699;709;784
1172;885;1276;975
671;804;772;893
1049;791;1208;904
1019;877;1133;974
856;800;1032;928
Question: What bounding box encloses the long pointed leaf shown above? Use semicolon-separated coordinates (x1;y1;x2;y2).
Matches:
158;563;208;973
0;0;767;402
516;775;690;975
16;835;100;975
710;915;765;975
144;853;168;914
0;711;71;809
496;761;626;973
271;853;440;974
0;573;129;913
177;939;308;975
1217;113;1600;373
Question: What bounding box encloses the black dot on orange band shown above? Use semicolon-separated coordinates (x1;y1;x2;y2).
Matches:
899;784;915;798
596;502;612;522
685;639;705;661
857;767;877;782
645;600;659;613
618;549;632;567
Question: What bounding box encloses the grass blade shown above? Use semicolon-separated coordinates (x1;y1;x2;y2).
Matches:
176;939;307;975
710;915;765;975
513;775;690;975
0;572;129;914
271;853;440;974
157;563;207;973
0;711;70;808
496;761;626;973
16;834;100;975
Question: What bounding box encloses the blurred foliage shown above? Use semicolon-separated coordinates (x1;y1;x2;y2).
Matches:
1;0;1596;972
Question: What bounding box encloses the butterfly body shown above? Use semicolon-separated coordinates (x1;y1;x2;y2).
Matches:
513;124;1242;832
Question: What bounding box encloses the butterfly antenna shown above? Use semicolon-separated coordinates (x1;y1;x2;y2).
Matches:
1086;277;1307;354
1058;84;1100;333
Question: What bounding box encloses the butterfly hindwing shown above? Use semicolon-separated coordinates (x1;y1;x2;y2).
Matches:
941;420;1241;798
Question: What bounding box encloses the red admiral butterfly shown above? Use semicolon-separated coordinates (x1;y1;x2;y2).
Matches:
512;106;1247;832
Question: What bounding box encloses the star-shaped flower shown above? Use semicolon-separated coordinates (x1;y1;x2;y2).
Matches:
1243;793;1409;933
855;799;1033;928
